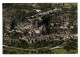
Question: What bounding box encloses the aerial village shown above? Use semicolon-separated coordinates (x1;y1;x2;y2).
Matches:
3;3;78;54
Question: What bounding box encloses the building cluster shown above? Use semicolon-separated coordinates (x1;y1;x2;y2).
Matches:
3;3;77;43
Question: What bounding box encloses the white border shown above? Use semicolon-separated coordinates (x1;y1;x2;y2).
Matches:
0;0;79;57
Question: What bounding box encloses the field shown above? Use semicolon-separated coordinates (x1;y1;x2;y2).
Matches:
3;47;78;54
51;49;78;54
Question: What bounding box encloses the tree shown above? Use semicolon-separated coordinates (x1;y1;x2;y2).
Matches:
63;38;77;51
38;48;51;54
10;19;15;30
15;10;26;22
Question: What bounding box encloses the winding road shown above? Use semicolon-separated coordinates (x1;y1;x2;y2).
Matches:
3;45;62;51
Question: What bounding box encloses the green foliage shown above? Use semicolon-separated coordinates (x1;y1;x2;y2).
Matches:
3;39;28;48
26;11;37;17
38;3;53;11
63;38;77;51
3;47;78;54
3;39;63;49
3;47;30;54
42;14;53;34
51;49;78;54
38;48;51;54
10;19;16;30
15;10;26;22
16;39;28;48
3;3;13;9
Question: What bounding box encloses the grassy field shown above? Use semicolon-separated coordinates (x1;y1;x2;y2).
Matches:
3;47;78;54
3;47;30;54
51;49;78;54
